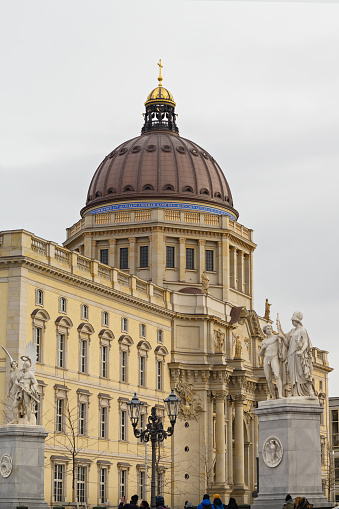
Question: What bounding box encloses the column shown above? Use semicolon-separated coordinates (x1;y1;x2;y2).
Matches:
179;237;186;282
244;254;250;295
229;246;236;289
237;250;243;293
129;237;136;274
109;238;117;268
151;227;164;286
215;390;227;485
250;250;254;304
226;400;233;485
234;394;246;487
198;239;205;282
84;233;91;258
91;239;97;260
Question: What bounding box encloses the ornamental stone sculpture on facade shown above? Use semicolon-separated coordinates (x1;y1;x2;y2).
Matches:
2;342;40;425
262;437;283;468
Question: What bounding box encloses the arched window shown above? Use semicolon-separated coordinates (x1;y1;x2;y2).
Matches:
107;188;116;194
123;186;134;192
142;184;154;191
182;186;193;193
163;184;174;191
200;188;210;195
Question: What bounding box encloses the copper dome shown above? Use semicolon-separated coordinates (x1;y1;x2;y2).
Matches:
82;131;238;218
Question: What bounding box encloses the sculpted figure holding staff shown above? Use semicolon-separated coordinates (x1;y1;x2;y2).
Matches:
276;311;314;397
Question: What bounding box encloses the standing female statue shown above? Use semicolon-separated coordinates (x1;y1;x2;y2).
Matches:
276;311;314;397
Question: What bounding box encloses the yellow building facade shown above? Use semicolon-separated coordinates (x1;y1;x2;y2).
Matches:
0;69;333;507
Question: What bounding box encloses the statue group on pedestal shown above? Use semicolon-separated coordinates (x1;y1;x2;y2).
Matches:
2;342;39;425
260;311;315;399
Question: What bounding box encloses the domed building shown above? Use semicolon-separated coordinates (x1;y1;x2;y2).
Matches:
0;63;332;508
64;65;252;304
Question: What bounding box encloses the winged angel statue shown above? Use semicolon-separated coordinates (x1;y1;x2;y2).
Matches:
2;342;39;425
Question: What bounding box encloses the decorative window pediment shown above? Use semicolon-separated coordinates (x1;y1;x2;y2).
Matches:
118;334;134;348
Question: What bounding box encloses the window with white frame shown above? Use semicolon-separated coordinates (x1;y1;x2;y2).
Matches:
157;469;165;497
81;304;89;320
99;466;108;504
77;465;87;503
139;412;145;443
119;468;127;499
121;317;128;332
157;329;163;343
121;350;127;382
139;356;145;386
79;402;87;436
59;296;67;313
101;345;108;378
80;340;88;374
102;311;109;327
56;398;64;432
98;394;111;440
138;469;145;499
140;323;146;338
35;288;44;306
156;361;163;391
120;410;127;441
53;464;64;502
57;334;65;368
35;327;42;362
34;381;46;425
100;406;107;439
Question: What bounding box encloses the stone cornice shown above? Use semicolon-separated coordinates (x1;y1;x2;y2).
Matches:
0;256;174;318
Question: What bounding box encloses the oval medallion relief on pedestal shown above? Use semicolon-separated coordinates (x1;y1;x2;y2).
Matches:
0;454;13;478
262;437;283;468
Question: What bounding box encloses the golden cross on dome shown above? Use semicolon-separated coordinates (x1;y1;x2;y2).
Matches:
157;59;163;87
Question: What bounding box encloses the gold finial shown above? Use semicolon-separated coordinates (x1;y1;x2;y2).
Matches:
157;59;163;87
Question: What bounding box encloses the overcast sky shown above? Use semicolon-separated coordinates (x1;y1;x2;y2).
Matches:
1;1;338;395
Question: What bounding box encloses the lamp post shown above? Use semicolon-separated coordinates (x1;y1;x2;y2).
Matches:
127;390;181;509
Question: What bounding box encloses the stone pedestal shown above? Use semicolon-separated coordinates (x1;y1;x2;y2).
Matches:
0;425;48;509
251;397;332;509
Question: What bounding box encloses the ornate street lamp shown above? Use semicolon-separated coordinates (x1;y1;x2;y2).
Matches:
127;390;181;508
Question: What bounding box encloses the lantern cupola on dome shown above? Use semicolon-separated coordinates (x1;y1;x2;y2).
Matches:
142;60;179;134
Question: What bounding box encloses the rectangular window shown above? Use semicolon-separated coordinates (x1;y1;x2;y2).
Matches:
77;466;86;503
57;334;65;368
319;380;323;391
138;470;145;500
34;400;40;425
36;288;44;305
59;297;67;313
335;457;339;483
139;356;145;387
56;398;64;432
157;361;163;391
157;329;163;343
121;351;127;382
205;250;214;271
140;246;149;268
100;249;109;265
140;323;146;338
100;406;107;439
166;246;175;268
186;248;194;270
120;469;127;499
34;327;42;362
102;311;109;326
81;304;88;320
54;464;64;502
99;467;107;504
79;403;86;436
332;410;339;449
120;410;126;441
101;345;108;378
120;248;129;270
80;340;87;373
122;317;128;332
